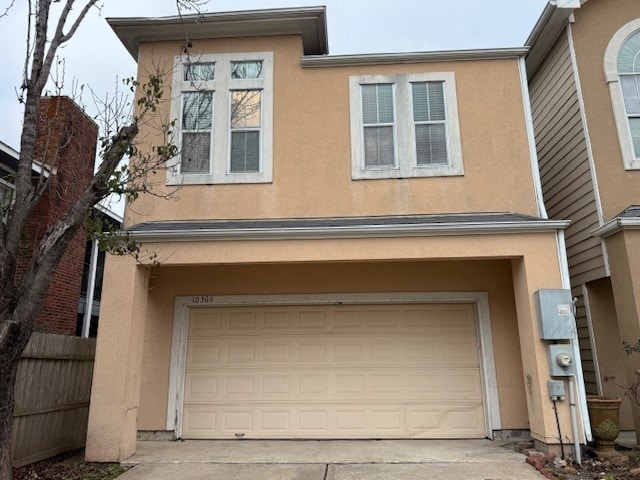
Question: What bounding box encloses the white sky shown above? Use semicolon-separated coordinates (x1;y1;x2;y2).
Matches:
0;0;549;151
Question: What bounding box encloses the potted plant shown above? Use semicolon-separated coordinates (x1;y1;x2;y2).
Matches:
592;340;640;456
586;395;622;456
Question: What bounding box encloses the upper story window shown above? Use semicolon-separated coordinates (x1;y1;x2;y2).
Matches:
605;20;640;170
349;72;463;180
618;30;640;159
167;52;273;185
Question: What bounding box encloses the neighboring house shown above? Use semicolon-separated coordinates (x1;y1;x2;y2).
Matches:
526;0;640;435
86;7;589;461
0;97;122;338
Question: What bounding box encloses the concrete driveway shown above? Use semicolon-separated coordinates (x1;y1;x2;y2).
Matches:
117;439;545;480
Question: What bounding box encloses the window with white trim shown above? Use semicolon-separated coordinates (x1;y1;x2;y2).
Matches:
605;20;640;170
618;30;640;160
349;72;463;180
168;52;273;185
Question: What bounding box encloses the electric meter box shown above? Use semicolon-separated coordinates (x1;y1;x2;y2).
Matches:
535;289;577;340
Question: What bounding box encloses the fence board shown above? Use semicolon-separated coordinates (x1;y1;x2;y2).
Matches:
11;333;96;468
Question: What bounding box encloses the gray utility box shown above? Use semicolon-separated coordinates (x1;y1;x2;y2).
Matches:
535;289;577;340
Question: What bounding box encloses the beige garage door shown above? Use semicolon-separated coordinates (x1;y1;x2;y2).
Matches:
182;303;486;439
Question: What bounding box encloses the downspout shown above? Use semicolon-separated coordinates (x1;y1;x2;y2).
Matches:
557;229;592;447
81;239;99;338
518;56;548;219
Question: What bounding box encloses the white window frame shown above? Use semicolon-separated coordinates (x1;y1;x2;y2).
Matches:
604;19;640;170
349;72;463;180
168;52;274;185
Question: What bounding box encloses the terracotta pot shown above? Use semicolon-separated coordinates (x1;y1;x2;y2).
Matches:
586;395;622;456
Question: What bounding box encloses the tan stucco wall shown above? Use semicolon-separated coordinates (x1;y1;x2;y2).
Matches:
572;0;640;220
138;259;529;431
605;229;640;434
87;229;583;460
585;276;634;430
125;34;539;225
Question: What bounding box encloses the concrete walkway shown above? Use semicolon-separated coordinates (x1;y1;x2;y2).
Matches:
118;439;545;480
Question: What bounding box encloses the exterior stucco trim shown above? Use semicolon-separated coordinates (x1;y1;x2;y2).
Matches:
166;292;502;439
131;220;571;243
301;48;528;68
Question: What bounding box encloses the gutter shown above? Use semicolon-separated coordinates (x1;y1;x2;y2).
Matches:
592;217;640;238
302;48;529;68
130;219;571;243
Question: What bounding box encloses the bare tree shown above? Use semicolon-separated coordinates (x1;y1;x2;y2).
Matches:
0;1;206;478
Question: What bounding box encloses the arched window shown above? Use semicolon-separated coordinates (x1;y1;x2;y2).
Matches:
618;31;640;159
605;19;640;170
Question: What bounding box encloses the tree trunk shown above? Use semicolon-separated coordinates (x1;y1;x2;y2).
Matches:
0;312;28;480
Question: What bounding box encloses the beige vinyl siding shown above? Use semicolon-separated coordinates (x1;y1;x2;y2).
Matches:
529;28;605;396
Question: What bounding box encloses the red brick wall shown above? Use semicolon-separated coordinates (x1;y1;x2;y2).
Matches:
17;97;98;335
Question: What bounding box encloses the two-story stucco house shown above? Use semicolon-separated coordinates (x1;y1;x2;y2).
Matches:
526;0;640;437
86;7;590;461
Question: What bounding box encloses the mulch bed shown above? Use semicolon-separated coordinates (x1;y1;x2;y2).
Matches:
12;450;129;480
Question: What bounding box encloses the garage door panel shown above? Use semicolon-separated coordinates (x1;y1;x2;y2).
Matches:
184;367;483;403
182;303;486;439
187;305;476;336
187;335;478;367
182;403;485;439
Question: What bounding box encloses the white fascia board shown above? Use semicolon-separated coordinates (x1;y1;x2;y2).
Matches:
94;202;124;224
130;220;571;243
302;48;528;68
592;217;640;238
108;6;327;60
0;140;19;160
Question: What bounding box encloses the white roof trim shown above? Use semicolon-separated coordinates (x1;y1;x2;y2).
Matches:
592;217;640;238
302;48;529;68
130;219;570;243
525;1;582;79
94;202;124;224
0;140;19;160
107;6;328;60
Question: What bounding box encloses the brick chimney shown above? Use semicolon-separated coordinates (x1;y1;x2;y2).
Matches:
17;96;98;335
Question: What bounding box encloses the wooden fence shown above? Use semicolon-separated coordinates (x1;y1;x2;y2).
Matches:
11;333;96;468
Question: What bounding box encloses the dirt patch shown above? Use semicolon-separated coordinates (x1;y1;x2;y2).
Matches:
12;450;129;480
533;448;640;480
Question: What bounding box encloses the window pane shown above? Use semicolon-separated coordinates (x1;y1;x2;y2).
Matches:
621;75;640;114
184;63;215;81
181;132;211;173
231;90;262;129
416;124;448;165
362;84;394;124
630;118;640;158
412;82;445;122
364;126;394;167
231;61;263;79
230;131;260;172
618;30;640;73
182;92;212;130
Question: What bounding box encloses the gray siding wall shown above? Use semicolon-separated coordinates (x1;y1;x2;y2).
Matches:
529;28;606;395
